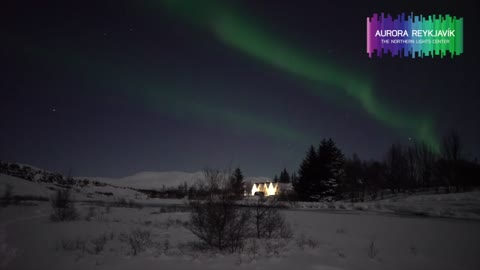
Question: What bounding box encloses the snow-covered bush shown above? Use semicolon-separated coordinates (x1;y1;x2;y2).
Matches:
91;233;108;254
114;197;142;208
58;238;86;253
1;183;13;207
50;189;77;221
85;206;96;221
120;228;152;255
250;197;292;239
367;238;379;259
296;232;319;250
187;196;251;253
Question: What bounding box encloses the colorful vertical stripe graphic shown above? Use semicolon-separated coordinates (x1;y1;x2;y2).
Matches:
366;13;463;58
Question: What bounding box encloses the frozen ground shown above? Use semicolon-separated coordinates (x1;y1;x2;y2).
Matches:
1;173;480;269
289;191;480;220
1;201;479;270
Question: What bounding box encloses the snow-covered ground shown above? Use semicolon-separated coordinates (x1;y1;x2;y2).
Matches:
0;173;147;203
0;174;53;198
289;191;480;220
1;202;479;270
1;173;480;269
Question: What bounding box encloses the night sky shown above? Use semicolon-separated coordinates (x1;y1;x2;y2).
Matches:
1;0;478;178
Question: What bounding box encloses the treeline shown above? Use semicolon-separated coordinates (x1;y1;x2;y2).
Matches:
274;131;480;202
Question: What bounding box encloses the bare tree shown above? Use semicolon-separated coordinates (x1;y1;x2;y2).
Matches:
441;130;463;192
249;196;291;239
405;145;418;190
384;144;408;193
204;168;220;192
202;168;231;195
414;142;437;189
186;168;251;252
187;168;292;252
228;168;245;198
187;194;251;252
442;130;462;162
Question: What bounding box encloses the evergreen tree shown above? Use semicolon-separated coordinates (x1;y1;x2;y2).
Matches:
315;138;345;199
279;168;290;183
273;175;279;182
294;145;318;200
290;172;297;184
229;168;245;197
343;153;364;201
294;139;345;201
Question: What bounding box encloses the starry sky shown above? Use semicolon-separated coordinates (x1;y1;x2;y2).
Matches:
1;0;478;178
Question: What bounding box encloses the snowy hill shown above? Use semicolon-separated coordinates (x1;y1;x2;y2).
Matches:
88;172;272;190
87;171;205;190
0;161;147;201
0;173;53;198
0;173;146;202
0;161;271;195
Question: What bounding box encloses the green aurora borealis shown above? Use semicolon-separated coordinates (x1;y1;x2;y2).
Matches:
157;0;441;153
12;0;441;155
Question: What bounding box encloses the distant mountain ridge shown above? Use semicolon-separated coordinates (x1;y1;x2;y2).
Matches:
0;161;271;190
86;171;272;190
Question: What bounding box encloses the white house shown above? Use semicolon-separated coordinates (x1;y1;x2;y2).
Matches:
248;182;293;197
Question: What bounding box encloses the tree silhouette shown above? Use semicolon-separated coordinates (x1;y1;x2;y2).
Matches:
279;168;290;183
229;168;245;197
294;139;345;201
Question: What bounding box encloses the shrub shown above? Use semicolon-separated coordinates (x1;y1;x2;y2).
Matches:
85;206;96;221
186;168;292;253
250;197;291;239
246;238;259;260
163;239;170;254
114;198;142;208
368;238;379;259
120;228;151;255
264;239;287;256
1;184;13;207
187;195;251;253
104;204;112;214
336;248;346;258
50;189;77;221
90;233;108;254
58;238;86;253
296;232;319;249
